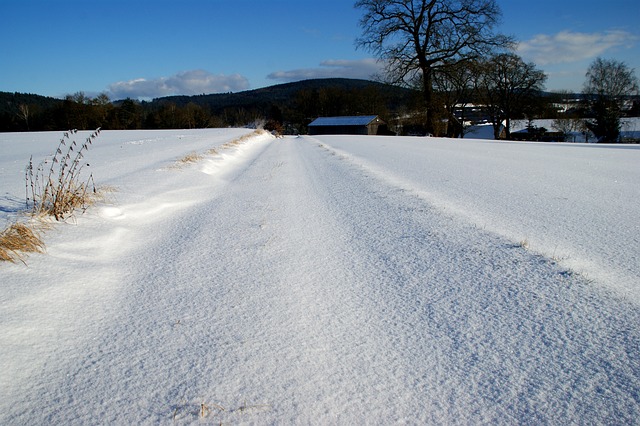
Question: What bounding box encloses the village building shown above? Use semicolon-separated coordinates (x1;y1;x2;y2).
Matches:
308;115;386;135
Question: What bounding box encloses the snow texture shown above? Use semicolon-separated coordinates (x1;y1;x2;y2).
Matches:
1;129;639;424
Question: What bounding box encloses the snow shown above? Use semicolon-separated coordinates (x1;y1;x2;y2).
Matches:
466;117;640;142
315;135;640;300
1;129;639;424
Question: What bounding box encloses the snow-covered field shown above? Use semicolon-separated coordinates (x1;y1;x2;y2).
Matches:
1;129;639;424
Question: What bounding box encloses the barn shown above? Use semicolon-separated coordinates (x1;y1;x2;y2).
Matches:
308;115;386;135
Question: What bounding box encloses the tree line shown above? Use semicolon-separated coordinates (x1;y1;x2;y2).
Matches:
4;73;638;143
0;80;416;134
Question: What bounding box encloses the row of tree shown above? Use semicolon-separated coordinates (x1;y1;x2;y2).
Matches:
0;81;416;134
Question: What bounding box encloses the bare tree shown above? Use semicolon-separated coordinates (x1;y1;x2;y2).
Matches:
583;57;639;143
433;60;476;137
475;52;547;139
355;0;512;135
552;118;582;142
17;104;31;130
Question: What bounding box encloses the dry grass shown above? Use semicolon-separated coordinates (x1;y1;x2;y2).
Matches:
220;129;267;149
170;152;205;170
0;129;103;264
26;128;101;220
176;152;204;165
200;401;225;418
171;398;269;422
174;129;267;166
0;222;45;263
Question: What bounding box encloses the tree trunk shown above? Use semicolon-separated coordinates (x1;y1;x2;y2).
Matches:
422;67;435;136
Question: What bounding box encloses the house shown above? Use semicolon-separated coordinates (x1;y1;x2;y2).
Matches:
510;127;566;142
308;115;386;135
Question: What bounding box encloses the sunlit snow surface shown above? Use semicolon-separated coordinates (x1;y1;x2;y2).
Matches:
1;130;639;424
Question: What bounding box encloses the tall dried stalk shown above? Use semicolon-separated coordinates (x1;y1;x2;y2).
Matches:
25;128;101;220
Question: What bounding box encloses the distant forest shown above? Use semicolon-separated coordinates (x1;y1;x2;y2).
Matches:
3;78;639;136
0;79;418;134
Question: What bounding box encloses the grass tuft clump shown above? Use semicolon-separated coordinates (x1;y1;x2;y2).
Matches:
0;222;45;263
25;128;101;220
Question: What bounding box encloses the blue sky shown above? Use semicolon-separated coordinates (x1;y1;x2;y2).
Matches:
1;0;639;99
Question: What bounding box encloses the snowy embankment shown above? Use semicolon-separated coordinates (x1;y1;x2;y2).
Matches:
1;130;639;424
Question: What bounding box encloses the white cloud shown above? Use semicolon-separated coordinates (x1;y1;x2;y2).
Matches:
267;58;383;82
108;70;250;99
518;30;638;65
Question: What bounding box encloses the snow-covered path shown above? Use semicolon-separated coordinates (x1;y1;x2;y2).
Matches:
1;134;639;424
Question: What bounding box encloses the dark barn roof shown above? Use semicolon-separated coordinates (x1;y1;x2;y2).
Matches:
308;115;386;135
308;116;379;127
